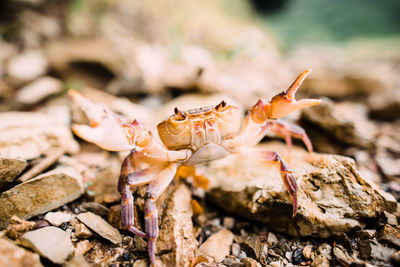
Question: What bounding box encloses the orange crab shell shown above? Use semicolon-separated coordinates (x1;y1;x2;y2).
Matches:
156;102;241;150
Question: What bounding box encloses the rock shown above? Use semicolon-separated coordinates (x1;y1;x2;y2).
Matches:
77;212;122;244
6;50;47;82
356;229;376;240
267;232;279;247
269;261;283;267
368;89;400;121
223;217;235;230
74;240;93;256
381;211;398;226
302;245;313;260
360;239;395;262
301;99;377;150
0;107;79;160
74;223;92;239
311;243;331;267
133;259;149;267
0;167;83;229
65;255;90;267
378;224;400;248
0;238;43;267
156;183;197;267
5;216;36;239
44;211;73;226
241;257;260;267
333;245;362;266
240;234;262;259
16;76;63;105
205;142;397;238
196;229;234;262
222;255;241;266
107;204;123;229
231;243;241;257
81;202;109;216
0;157;27;187
17;226;75;264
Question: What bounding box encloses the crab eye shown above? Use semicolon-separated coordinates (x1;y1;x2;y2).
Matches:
215;100;227;111
173;107;187;121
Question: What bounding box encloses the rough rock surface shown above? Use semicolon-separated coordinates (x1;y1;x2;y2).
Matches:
196;229;234;263
0;167;83;229
17;226;75;264
16;76;63;105
204;142;397;238
0;238;43;267
77;212;122;244
0;157;26;187
155;183;197;267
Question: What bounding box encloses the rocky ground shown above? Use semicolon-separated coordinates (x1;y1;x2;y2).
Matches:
1;0;400;267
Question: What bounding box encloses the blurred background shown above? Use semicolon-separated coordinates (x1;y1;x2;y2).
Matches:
0;0;399;201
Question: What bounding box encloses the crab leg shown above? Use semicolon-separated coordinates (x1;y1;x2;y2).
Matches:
144;163;179;266
268;120;313;152
242;147;298;217
118;151;163;238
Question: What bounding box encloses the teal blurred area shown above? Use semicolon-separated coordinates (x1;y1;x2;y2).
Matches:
251;0;400;50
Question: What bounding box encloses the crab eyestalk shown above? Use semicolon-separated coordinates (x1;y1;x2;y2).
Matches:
250;69;321;122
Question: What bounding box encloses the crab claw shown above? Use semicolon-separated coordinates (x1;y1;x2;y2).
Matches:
266;69;321;119
69;89;134;151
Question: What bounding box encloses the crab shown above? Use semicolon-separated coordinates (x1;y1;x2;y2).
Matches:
69;69;320;266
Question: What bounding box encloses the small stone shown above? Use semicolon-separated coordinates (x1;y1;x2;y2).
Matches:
0;168;83;229
77;212;122;244
223;217;235;229
34;220;50;229
0;158;27;187
65;255;90;267
133;259;149;267
74;223;92;238
241;257;260;267
231;243;241;257
107;204;123;229
292;248;303;265
5;216;36;239
269;261;282;267
238;250;247;261
44;211;73;226
6;50;47;81
356;229;376;240
240;234;262;259
0;238;42;267
74;240;93;256
222;255;241;266
197;229;234;262
17;226;75;264
378;224;400;248
134;235;148;251
381;211;398;226
267;232;278;247
302;245;313;260
16;76;63;105
81;202;109;216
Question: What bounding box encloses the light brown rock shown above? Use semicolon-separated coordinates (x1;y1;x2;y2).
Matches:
5;216;36;239
74;240;93;256
16;76;63;105
205;142;397;238
0;157;27;187
44;211;73;226
77;212;122;244
0;107;79;160
196;229;234;262
17;226;74;264
0;167;83;229
156;183;197;267
6;50;47;81
74;223;92;238
0;238;43;267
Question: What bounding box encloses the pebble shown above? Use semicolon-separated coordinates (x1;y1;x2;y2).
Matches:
231;243;241;257
77;212;122;244
17;226;75;264
74;240;93;256
0;238;42;267
74;223;92;238
269;261;282;267
0;157;27;187
44;211;73;226
196;229;234;262
238;250;247;260
16;76;63;105
81;202;109;216
133;259;148;267
6;50;47;81
241;257;260;267
223;217;235;229
378;224;400;248
302;245;313;260
381;211;398;226
267;232;278;247
5;216;36;239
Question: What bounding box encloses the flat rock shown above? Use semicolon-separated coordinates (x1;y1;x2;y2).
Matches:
0;157;26;187
196;229;234;263
0;107;79;160
6;50;47;82
0;166;83;229
301;99;377;150
0;238;43;267
17;226;74;264
77;212;122;244
204;142;397;238
16;76;63;105
156;183;197;267
378;224;400;248
44;211;73;226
